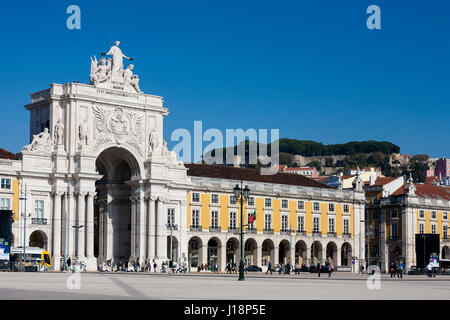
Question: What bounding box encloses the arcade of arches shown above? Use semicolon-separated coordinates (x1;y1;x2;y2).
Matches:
187;236;353;271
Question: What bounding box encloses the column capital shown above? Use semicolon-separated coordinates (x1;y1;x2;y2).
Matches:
75;191;88;197
51;191;65;197
179;200;187;206
130;196;142;203
87;191;96;197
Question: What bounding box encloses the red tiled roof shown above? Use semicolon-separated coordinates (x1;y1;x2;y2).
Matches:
392;183;450;200
371;177;397;186
185;163;333;189
341;175;354;180
278;165;287;171
0;148;19;160
284;167;315;171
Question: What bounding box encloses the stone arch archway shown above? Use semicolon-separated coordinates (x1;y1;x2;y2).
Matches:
29;230;48;250
244;238;257;266
188;236;203;269
262;239;275;267
442;246;450;260
207;237;222;270
341;242;352;266
326;241;338;266
311;241;323;266
279;239;290;265
167;235;179;262
226;237;239;265
295;240;307;266
94;146;142;265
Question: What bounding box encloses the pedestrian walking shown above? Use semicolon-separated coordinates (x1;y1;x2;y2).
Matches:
317;263;321;277
153;261;157;273
390;263;395;278
266;261;272;275
328;264;333;278
427;262;432;278
214;262;218;274
397;263;403;278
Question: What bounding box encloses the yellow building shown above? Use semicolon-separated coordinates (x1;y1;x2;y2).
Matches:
365;175;450;273
184;163;365;272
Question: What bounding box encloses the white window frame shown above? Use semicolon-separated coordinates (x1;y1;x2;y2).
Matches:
298;201;304;210
167;208;175;225
0;178;11;190
192;209;200;228
229;211;237;230
264;198;272;208
343;218;350;234
211;210;219;228
230;196;237;205
211;194;219;204
431;224;437;234
281;199;288;209
34;200;44;219
264;214;272;230
328;203;335;212
192;193;200;203
391;222;398;237
343;204;350;213
419;223;425;234
0;197;11;210
328;217;335;233
313;216;320;233
247;197;255;206
281;215;289;232
297;215;305;232
313;202;320;212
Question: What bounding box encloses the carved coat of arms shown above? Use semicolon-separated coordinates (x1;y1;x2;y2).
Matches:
92;105;144;156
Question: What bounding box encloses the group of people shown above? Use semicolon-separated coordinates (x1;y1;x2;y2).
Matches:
197;263;220;273
225;262;238;274
389;262;405;278
426;262;438;278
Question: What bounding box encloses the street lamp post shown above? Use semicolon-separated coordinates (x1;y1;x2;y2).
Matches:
166;222;178;263
234;181;250;281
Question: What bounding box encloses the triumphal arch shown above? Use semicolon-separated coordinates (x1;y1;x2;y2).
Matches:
19;42;191;271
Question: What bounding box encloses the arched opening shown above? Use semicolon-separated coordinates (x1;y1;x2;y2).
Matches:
207;237;221;270
388;244;401;266
244;238;257;266
341;242;352;266
326;242;338;266
29;230;48;250
278;239;290;265
188;236;202;269
262;239;274;267
442;246;450;260
167;235;179;262
311;241;322;266
94;147;141;265
295;240;307;266
226;238;239;265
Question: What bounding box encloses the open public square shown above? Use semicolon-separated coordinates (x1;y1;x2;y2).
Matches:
0;271;449;300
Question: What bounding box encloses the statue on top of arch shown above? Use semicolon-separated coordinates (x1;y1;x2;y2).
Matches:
89;41;143;94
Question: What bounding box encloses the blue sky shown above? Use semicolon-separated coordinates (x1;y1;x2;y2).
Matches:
0;0;449;158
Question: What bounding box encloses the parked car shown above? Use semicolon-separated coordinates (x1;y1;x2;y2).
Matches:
245;265;262;272
309;265;329;273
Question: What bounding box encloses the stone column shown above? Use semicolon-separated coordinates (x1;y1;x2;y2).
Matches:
289;241;295;265
147;197;156;260
155;198;167;260
130;197;137;261
137;197;146;261
76;192;86;258
305;243;311;266
220;243;227;271
98;199;106;262
86;192;96;270
379;209;387;273
322;247;327;265
52;192;62;269
274;246;279;265
66;191;75;257
201;241;208;267
106;197;114;260
256;246;263;268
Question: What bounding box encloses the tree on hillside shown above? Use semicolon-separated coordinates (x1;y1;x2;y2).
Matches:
410;154;430;163
307;161;322;172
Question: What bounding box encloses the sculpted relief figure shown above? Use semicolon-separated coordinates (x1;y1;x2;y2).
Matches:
103;41;133;74
54;120;64;145
90;56;111;85
123;64;142;93
162;140;183;167
79;119;89;146
23;128;52;152
149;129;160;154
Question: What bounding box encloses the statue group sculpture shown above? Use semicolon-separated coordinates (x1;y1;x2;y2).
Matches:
89;41;142;94
23;128;52;152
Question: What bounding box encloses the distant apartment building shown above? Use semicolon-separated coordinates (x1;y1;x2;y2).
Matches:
435;158;450;178
280;166;319;179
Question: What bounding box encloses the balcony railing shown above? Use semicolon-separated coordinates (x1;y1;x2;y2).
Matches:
342;232;352;238
280;229;291;235
228;227;239;233
166;224;178;231
190;225;202;231
296;230;306;236
246;228;257;234
31;218;47;225
209;226;221;232
312;231;322;237
263;228;274;234
328;232;337;237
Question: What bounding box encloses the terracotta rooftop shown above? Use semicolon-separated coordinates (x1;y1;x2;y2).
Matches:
392;183;450;200
371;177;397;186
185;163;333;189
284;167;316;171
0;148;19;160
341;175;355;180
